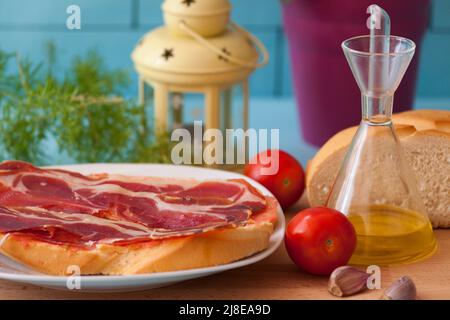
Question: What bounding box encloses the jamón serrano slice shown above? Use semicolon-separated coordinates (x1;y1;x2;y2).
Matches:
0;161;275;247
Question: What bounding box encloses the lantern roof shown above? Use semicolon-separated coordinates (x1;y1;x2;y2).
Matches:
131;26;259;86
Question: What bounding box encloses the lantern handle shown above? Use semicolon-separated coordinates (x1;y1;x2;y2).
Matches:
178;21;269;69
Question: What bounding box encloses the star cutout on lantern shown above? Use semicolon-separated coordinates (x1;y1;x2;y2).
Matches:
162;48;174;61
182;0;196;7
218;47;231;62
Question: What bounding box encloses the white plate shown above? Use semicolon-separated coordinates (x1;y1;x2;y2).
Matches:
0;164;285;292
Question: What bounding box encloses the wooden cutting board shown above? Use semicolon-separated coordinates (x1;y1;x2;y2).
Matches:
0;197;448;300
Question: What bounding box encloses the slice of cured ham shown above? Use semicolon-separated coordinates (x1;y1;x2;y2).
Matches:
0;161;272;246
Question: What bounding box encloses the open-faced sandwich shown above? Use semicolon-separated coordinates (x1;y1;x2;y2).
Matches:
0;161;278;275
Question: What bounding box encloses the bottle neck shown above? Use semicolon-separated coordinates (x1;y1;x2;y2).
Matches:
361;94;393;124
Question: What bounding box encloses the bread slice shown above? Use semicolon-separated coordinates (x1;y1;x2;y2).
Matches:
306;110;450;228
0;197;278;276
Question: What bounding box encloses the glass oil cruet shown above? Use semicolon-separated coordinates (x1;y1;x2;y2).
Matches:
326;5;437;265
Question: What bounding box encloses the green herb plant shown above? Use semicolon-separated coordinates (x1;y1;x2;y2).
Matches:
0;43;172;165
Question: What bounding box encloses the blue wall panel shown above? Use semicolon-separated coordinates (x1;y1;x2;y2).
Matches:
432;0;450;29
417;32;450;98
0;0;449;99
245;27;277;96
0;0;132;27
230;0;281;26
281;31;293;97
138;0;164;26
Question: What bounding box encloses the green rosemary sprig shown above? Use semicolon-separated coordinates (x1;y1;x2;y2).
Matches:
0;43;172;165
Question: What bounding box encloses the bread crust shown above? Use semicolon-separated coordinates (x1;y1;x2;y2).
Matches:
0;222;273;276
306;110;450;228
0;198;278;276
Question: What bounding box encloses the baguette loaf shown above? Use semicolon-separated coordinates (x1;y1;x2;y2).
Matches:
306;109;450;228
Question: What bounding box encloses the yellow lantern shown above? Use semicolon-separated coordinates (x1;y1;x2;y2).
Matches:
131;0;268;140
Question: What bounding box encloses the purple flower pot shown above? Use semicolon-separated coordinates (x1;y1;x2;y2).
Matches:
282;0;431;147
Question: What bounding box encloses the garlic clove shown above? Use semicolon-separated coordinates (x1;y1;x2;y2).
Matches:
380;276;417;300
328;266;370;297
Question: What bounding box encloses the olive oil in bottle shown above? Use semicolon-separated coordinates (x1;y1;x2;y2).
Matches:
348;205;437;265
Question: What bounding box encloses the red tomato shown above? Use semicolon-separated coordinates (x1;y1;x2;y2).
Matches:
244;149;304;210
285;207;357;275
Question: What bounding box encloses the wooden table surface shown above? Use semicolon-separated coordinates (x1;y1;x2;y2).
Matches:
0;197;449;300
